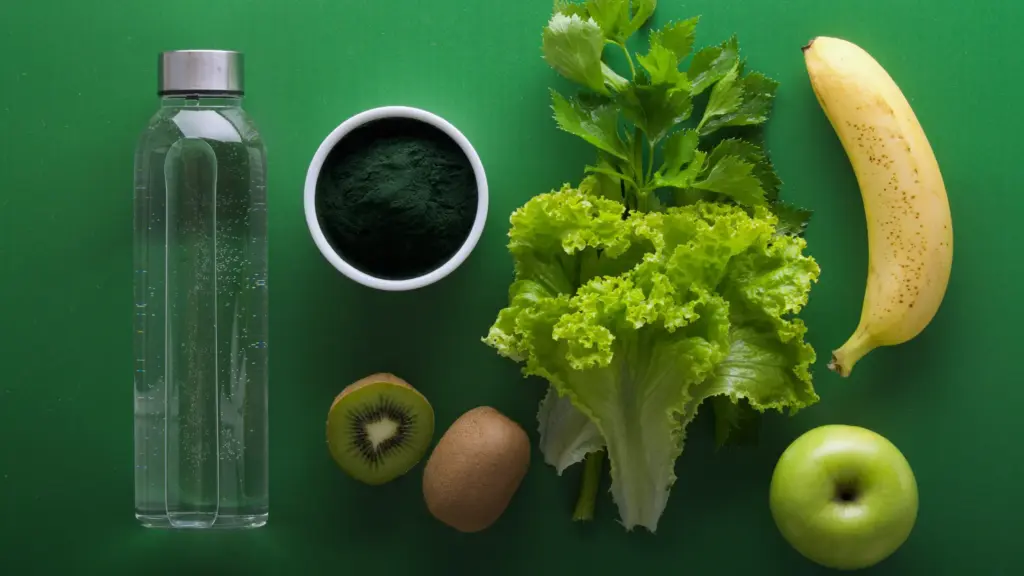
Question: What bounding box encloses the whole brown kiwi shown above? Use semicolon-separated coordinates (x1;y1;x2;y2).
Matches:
422;406;530;533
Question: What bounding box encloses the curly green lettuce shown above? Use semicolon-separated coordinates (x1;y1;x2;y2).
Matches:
486;0;821;534
485;186;819;532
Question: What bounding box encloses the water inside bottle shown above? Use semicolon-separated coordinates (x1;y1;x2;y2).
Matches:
133;103;268;529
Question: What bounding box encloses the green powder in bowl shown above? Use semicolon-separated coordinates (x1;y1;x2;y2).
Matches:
314;116;479;281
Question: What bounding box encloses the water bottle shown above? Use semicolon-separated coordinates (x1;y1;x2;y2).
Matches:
133;50;268;529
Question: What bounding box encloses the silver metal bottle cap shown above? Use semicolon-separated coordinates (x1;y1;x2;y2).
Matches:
158;50;244;95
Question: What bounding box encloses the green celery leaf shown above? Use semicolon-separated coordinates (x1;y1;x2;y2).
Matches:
554;0;591;18
581;151;631;202
619;84;693;143
636;25;693;88
650;17;699;62
654;132;705;198
602;62;631;93
692;155;766;207
637;43;687;86
539;386;606;473
583;160;636;196
688;36;739;95
622;0;657;38
705;138;766;166
657;150;705;193
625;25;694;141
671;186;713;208
551;89;630;160
580;172;622;202
700;72;779;135
543;13;609;93
586;0;630;41
584;164;632;186
659;129;700;177
698;64;743;132
771;201;813;237
706;138;781;201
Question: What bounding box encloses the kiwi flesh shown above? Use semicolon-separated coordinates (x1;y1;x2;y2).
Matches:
326;373;434;485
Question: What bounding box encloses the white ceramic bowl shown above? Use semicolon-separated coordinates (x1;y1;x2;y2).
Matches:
303;106;488;291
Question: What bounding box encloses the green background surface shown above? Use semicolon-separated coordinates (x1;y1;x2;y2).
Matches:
0;0;1017;574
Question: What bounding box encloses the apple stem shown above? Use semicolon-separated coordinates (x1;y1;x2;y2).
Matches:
572;450;605;522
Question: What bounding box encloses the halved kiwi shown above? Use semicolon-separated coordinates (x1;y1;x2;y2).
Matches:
326;373;435;485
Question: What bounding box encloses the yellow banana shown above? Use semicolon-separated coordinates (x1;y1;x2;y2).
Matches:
803;36;953;377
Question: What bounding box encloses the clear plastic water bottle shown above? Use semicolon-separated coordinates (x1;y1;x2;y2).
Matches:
133;50;268;529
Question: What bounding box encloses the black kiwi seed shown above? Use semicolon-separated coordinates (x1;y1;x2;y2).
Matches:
346;396;418;467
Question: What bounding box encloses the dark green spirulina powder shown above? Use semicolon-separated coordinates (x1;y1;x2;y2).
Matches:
315;117;478;280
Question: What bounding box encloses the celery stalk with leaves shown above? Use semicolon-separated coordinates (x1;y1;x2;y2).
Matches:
484;0;821;533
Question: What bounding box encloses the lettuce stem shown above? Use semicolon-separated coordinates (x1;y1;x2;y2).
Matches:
572;449;605;522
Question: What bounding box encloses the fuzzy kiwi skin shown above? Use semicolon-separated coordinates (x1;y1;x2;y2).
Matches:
422;406;530;533
326;372;434;485
332;373;413;406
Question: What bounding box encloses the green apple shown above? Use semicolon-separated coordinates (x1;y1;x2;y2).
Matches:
769;425;918;571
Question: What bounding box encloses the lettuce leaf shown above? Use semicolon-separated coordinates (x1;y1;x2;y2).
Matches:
538;387;604;473
485;187;820;532
493;0;820;533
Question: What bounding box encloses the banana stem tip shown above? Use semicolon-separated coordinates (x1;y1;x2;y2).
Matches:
827;353;851;377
